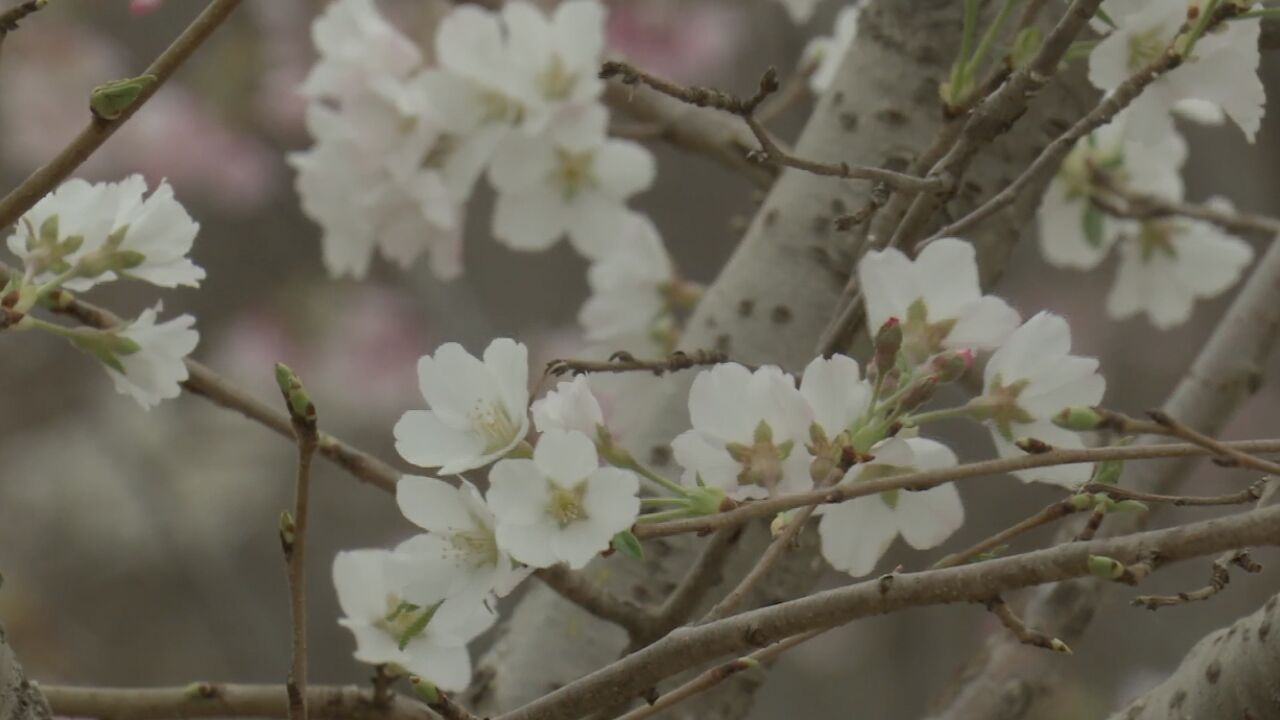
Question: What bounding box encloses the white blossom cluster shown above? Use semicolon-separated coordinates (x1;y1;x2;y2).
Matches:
335;237;1108;687
2;176;203;408
1038;0;1261;329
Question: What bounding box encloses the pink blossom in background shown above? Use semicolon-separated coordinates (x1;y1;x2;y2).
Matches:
129;0;164;15
0;19;278;213
247;0;312;134
605;0;744;84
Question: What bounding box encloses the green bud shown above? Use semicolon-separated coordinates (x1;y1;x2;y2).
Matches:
1112;499;1149;514
67;327;141;373
409;676;441;704
1068;493;1096;511
1054;406;1104;431
1087;555;1125;580
610;530;644;560
1049;638;1072;654
849;422;885;454
279;510;296;548
274;363;314;421
685;485;729;516
1092;457;1124;485
90;74;157;121
1010;26;1043;69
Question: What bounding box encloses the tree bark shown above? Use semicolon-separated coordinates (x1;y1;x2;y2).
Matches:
0;623;51;720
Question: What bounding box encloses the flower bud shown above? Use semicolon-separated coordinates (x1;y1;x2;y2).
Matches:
1068;493;1096;511
897;376;938;412
409;676;441;704
874;317;903;374
685;485;730;516
1087;555;1125;579
929;349;974;384
1054;406;1104;431
1092;457;1123;485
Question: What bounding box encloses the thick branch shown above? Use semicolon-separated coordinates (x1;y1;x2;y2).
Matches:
41;684;432;720
0;622;51;720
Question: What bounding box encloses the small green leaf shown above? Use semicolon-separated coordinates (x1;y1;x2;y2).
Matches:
1094;7;1117;29
90;74;157;121
1082;204;1105;248
611;530;644;560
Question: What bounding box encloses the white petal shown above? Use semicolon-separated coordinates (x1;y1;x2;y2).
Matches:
397;475;479;534
533;430;600;484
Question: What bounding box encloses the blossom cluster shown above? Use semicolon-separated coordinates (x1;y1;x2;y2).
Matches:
1038;0;1261;329
2;176;203;408
335;237;1109;688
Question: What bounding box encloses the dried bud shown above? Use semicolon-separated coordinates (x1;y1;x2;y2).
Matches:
873;317;903;374
1015;437;1053;454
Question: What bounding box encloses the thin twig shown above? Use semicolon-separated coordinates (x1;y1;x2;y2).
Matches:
1089;184;1280;237
1072;505;1108;542
536;565;650;637
634;439;1280;540
1147;409;1280;475
934;499;1079;569
546;349;729;378
1081;479;1269;507
1131;550;1262;610
614;631;819;720
985;596;1069;653
41;684;433;720
0;0;45;54
0;0;244;229
276;368;318;720
409;679;482;720
643;526;744;639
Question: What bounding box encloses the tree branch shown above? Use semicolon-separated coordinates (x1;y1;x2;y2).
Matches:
0;621;51;720
40;684;433;720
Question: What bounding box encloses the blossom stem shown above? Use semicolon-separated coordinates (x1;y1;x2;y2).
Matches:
636;509;695;524
639;496;688;507
902;405;971;426
618;458;687;497
966;0;1022;79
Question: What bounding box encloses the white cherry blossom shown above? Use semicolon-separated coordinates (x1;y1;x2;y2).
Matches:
290;87;460;280
396;476;530;613
105;306;199;410
332;546;495;690
803;2;862;94
775;0;824;23
394;339;530;475
816;437;963;577
974;312;1106;487
671;363;815;501
486;430;639;569
578;213;677;347
490;106;655;257
1037;114;1186;270
799;354;873;441
532;375;605;437
1106;201;1254;329
857;238;1021;364
1090;0;1264;142
101;176;204;289
299;0;422;100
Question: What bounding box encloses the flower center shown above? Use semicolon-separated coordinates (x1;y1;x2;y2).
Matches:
479;89;522;124
552;148;598;200
971;373;1035;440
1136;220;1178;263
902;299;957;363
450;525;500;568
540;55;577;100
1128;27;1166;71
376;594;436;649
546;482;589;527
470;401;520;454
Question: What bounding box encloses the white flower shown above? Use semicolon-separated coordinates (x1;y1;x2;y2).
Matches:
532;375;605;437
501;0;606;132
332;546;494;691
7;176;204;291
300;0;422;100
798;354;872;441
1089;0;1264;142
802;2;862;94
486;430;640;569
1106;201;1254;329
105;306;199;410
490;106;655;257
396;476;531;611
816;437;963;577
1037;114;1186;270
857;238;1021;363
578;213;676;345
775;0;824;23
290;88;460;280
671;364;815;501
394;339;530;475
976;312;1106;487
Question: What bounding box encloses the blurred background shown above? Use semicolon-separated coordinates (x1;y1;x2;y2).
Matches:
1;1;1278;718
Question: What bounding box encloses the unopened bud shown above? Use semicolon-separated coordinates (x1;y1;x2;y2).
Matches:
1054;406;1103;431
1049;638;1072;654
409;676;440;704
874;317;903;373
1068;493;1096;511
879;367;901;395
1092;458;1123;485
274;363;315;424
685;485;729;516
279;510;296;551
930;349;974;384
898;377;938;412
1087;555;1125;579
1015;437;1053;454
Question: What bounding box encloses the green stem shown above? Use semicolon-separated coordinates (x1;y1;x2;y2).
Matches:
636;508;694;524
640;496;688;507
18;314;81;339
968;0;1021;74
903;405;972;427
625;458;688;497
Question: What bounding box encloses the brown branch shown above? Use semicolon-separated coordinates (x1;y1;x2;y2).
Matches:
497;503;1280;720
1146;409;1280;475
409;679;480;720
1089;185;1280;237
535;565;650;637
633;439;1280;540
642;526;744;639
276;368;319;720
0;0;44;54
1131;550;1262;610
599;61;942;194
41;684;433;720
985;596;1069;653
1081;480;1269;507
0;0;243;229
934;499;1079;569
545;349;729;378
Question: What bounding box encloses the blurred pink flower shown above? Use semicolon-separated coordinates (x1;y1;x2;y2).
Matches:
605;0;744;83
129;0;164;15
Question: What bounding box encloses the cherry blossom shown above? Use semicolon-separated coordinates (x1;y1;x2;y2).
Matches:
578;213;680;348
1089;0;1264;142
531;375;605;437
857;238;1020;364
486;430;640;569
7;178;126;286
798;354;873;443
299;0;422;101
671;364;815;501
971;312;1106;487
396;476;530;613
104;306;200;410
490;106;655;257
332;545;495;690
394;339;530;475
1037;114;1186;270
803;2;862;94
816;437;963;577
1106;202;1255;329
775;0;824;23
